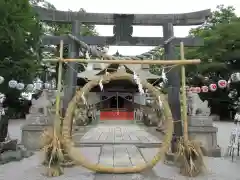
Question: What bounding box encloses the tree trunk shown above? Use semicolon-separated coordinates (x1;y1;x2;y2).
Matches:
0;115;9;142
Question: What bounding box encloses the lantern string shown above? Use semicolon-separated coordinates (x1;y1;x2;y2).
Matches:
60;63;230;94
133;71;145;94
161;68;168;84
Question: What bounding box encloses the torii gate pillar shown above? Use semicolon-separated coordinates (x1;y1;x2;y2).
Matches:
163;23;183;138
63;20;80;112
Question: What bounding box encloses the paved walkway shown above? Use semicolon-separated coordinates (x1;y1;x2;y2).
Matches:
74;125;162;167
74;125;162;147
1;120;240;180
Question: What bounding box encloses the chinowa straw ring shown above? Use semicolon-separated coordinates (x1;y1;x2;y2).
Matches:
60;72;174;173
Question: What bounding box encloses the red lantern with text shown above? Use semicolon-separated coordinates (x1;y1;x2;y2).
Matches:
201;86;209;92
218;79;227;89
189;87;194;92
195;87;201;93
209;83;217;92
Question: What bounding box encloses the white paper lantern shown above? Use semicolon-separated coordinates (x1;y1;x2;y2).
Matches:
21;93;29;99
8;80;18;88
235;73;240;82
35;82;42;90
16;83;25;90
0;108;5;115
228;90;238;99
201;86;209;93
26;84;34;91
0;76;4;84
204;77;209;81
234;113;240;121
218;79;227;89
231;72;240;82
230;74;235;82
209;83;217;92
195;87;201;93
0;94;5;104
44;83;51;89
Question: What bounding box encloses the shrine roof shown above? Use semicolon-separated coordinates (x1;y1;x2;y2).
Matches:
77;62;161;81
77;63;103;80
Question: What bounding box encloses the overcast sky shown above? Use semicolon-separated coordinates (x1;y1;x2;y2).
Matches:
47;0;240;56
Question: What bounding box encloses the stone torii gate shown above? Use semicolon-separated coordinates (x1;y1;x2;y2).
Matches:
34;6;211;137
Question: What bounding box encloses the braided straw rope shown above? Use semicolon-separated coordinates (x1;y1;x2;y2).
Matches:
61;72;173;173
68;34;162;60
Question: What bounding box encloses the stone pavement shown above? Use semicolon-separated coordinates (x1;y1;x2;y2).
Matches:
1;120;240;180
73;125;162;147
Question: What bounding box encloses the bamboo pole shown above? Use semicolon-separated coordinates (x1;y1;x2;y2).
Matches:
54;40;64;135
42;58;201;65
180;42;188;141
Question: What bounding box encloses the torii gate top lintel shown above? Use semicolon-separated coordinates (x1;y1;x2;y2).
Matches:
33;6;211;26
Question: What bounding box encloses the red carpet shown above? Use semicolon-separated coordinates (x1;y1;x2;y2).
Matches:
100;111;134;120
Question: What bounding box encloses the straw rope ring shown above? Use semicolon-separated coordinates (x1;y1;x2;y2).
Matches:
62;72;173;173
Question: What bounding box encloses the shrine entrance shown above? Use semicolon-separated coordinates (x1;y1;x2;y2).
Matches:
109;95;124;108
100;92;134;121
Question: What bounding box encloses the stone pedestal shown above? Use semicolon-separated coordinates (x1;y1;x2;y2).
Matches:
21;96;62;151
21;114;51;150
21;90;55;151
188;116;221;157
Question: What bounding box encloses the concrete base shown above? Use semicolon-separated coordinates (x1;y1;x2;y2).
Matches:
189;126;221;157
21;124;51;151
0;145;33;164
204;146;221;157
188;116;213;126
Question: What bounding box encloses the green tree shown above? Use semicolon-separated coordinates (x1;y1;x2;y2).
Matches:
0;0;42;111
33;1;101;84
185;5;240;119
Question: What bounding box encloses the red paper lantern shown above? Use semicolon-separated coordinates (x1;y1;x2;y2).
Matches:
195;87;201;93
201;86;209;92
191;87;198;93
189;87;194;92
209;83;217;92
218;79;227;89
